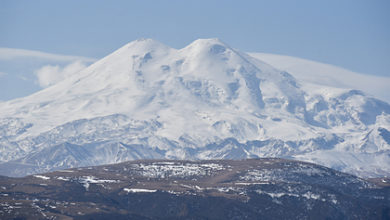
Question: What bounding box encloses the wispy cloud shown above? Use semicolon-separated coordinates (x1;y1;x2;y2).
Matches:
34;61;88;88
0;48;97;62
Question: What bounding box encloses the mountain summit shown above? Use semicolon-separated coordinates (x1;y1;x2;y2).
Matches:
0;38;389;177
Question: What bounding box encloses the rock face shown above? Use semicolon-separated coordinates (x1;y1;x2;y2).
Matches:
0;159;389;219
0;38;389;177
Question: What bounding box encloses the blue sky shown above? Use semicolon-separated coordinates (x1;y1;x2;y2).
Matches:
0;0;389;100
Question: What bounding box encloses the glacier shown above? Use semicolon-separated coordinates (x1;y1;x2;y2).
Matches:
0;38;389;177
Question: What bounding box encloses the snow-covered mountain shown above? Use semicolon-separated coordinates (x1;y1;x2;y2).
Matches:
0;38;389;177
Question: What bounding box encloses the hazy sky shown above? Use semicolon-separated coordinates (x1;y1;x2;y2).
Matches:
0;0;389;100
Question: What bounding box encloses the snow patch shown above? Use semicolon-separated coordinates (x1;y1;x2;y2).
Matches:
133;162;225;178
33;175;50;180
78;176;120;191
123;188;157;193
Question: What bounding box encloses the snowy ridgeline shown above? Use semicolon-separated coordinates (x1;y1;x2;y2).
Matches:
0;113;388;177
0;38;389;178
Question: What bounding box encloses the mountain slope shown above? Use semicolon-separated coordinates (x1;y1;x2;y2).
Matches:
0;38;389;177
0;159;389;219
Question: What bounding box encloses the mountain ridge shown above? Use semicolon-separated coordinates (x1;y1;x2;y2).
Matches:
1;159;389;219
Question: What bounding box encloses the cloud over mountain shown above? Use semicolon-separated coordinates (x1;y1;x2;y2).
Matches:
34;61;88;88
249;53;390;103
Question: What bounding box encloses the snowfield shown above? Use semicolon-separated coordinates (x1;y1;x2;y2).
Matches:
0;38;389;177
